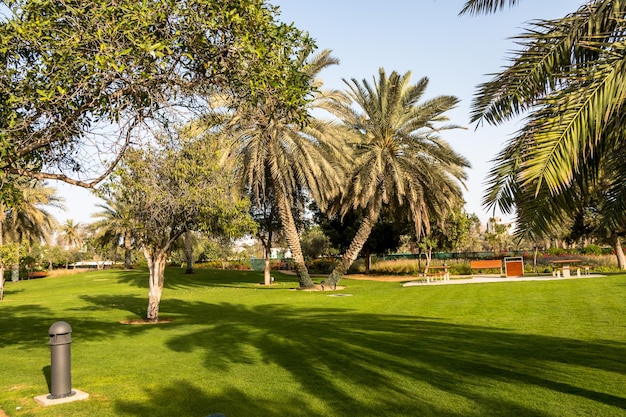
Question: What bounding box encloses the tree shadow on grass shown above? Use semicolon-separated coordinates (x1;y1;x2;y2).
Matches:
73;295;626;417
0;304;55;348
116;380;325;417
113;267;299;291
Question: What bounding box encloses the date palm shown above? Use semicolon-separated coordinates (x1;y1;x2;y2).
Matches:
463;0;626;241
324;68;470;286
219;49;348;289
91;195;136;269
3;180;62;280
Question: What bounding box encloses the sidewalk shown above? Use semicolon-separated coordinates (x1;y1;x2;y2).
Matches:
402;274;606;287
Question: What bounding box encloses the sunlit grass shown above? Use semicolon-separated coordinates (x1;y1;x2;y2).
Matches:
0;268;625;416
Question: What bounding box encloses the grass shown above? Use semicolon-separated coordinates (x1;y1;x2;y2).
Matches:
0;268;625;417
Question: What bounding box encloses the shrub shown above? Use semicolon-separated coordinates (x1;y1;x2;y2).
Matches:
308;258;337;274
581;245;605;255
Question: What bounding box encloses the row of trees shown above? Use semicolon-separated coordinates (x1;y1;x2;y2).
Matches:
3;0;625;318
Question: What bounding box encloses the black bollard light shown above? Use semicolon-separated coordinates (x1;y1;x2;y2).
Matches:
48;321;75;399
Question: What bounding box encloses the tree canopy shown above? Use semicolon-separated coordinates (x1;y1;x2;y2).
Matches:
0;0;314;199
110;133;254;321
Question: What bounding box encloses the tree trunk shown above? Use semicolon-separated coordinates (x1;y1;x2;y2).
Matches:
418;248;422;271
424;246;433;274
184;230;194;274
611;232;626;270
124;231;133;269
0;218;4;299
262;238;272;285
144;246;168;322
326;206;380;287
364;249;371;274
11;243;19;282
274;187;314;289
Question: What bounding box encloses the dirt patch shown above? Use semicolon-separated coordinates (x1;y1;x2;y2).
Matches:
120;318;173;325
343;274;416;282
296;284;346;291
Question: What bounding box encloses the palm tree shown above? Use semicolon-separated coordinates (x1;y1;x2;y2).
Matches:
60;219;82;251
3;180;62;280
91;195;136;269
324;68;470;286
219;49;349;289
463;1;626;238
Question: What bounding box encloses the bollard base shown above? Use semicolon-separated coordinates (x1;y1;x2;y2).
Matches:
34;389;89;406
47;390;76;400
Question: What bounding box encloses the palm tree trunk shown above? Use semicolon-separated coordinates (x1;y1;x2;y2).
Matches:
274;186;315;289
326;206;380;287
124;231;133;269
144;246;168;322
261;232;273;285
610;232;626;270
264;246;272;285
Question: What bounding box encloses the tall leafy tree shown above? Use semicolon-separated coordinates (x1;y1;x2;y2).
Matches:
0;0;314;193
324;68;470;286
218;49;349;289
113;137;255;322
249;186;284;285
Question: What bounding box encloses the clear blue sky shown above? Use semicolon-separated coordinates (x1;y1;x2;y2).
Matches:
51;0;582;226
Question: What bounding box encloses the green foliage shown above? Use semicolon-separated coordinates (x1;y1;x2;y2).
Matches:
580;244;605;256
112;138;256;253
0;242;20;267
473;0;626;241
300;226;331;260
307;257;337;274
0;0;314;185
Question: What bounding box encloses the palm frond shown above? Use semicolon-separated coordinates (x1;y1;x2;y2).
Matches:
459;0;523;16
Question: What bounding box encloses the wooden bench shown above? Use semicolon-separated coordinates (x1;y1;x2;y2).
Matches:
27;271;47;279
470;260;503;276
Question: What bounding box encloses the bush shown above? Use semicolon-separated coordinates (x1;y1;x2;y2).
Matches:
308;258;337;274
581;245;605;255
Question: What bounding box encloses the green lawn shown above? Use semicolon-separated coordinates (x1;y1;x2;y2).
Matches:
1;268;625;417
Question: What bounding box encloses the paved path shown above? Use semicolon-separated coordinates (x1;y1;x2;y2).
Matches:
402;274;606;287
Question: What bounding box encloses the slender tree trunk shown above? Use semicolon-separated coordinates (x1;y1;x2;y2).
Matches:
144;246;168;322
11;243;19;282
610;232;626;270
326;207;380;287
274;187;314;288
184;230;194;274
0;266;4;301
424;246;433;274
124;231;133;269
261;232;273;285
418;248;422;271
264;245;272;285
364;249;371;274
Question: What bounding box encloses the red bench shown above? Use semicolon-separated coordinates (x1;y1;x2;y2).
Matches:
470;260;502;276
